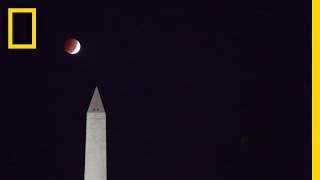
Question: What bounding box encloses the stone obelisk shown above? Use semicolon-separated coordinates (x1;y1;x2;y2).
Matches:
85;87;107;180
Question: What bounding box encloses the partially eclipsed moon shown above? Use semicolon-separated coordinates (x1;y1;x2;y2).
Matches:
71;41;81;54
64;38;81;55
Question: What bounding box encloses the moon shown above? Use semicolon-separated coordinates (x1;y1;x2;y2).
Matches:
71;41;81;54
64;38;81;55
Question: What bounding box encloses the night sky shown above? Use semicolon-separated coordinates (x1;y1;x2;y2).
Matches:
0;0;311;179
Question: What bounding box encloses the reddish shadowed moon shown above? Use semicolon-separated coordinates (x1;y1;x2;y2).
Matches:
64;38;81;54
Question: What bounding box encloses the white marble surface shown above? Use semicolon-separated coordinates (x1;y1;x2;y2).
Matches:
85;87;106;180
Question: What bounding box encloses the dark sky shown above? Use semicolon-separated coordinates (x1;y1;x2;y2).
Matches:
0;0;311;179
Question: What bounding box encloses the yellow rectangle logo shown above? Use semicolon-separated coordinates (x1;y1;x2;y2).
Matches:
8;8;36;49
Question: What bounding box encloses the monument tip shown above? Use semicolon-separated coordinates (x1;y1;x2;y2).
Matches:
87;86;105;113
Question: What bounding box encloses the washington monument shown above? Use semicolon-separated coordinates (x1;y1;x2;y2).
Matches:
85;87;107;180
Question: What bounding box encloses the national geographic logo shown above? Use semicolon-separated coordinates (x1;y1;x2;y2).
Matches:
8;8;36;49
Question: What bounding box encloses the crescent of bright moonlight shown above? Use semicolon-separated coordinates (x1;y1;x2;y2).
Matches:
71;41;81;54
